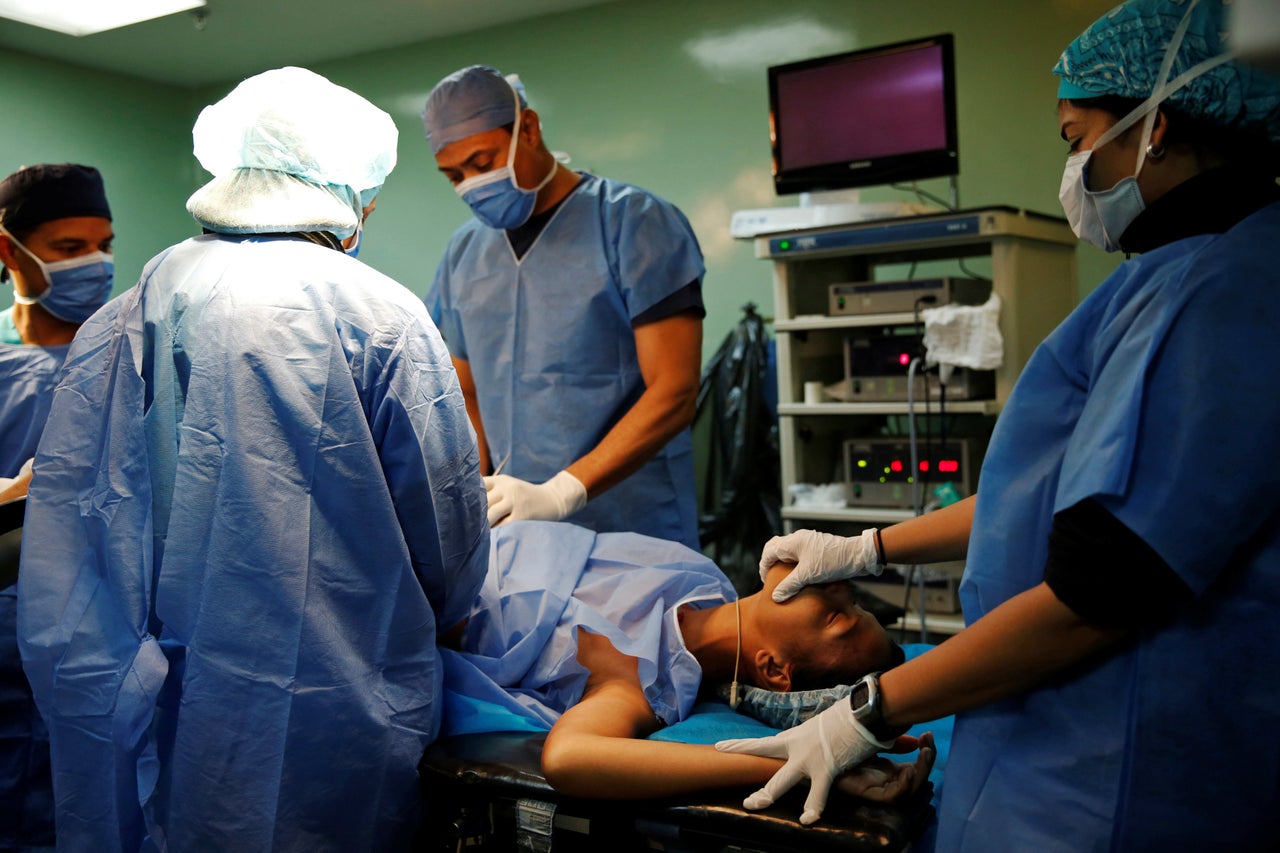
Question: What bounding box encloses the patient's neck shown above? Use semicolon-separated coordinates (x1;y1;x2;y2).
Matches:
678;597;753;683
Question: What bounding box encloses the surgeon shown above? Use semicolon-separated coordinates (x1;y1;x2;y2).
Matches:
423;66;704;549
0;164;112;849
18;67;490;852
0;163;114;490
716;1;1280;847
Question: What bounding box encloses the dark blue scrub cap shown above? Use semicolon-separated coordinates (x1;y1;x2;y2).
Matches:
0;163;112;233
422;65;529;154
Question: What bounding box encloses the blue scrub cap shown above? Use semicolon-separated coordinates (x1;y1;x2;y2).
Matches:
422;65;529;155
186;66;398;238
1054;0;1280;143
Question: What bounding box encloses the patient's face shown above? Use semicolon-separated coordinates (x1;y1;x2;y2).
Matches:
756;564;895;689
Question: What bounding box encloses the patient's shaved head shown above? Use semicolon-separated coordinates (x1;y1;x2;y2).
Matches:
750;563;897;691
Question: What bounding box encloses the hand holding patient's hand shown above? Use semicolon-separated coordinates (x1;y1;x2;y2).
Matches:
715;698;899;826
835;731;936;803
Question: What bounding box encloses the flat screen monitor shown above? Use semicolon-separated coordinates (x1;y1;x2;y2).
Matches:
768;34;958;196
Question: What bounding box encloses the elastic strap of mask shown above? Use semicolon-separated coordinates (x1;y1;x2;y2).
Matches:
507;80;557;193
0;226;42;304
1090;0;1236;174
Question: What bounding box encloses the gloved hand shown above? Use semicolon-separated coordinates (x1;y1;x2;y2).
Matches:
715;698;895;826
483;470;587;527
760;528;882;602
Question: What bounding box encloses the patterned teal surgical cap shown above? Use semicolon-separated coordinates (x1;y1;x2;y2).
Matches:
1053;0;1280;143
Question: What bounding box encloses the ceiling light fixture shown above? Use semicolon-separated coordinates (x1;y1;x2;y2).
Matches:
0;0;206;37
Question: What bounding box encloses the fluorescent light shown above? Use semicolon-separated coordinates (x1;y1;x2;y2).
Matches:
0;0;206;37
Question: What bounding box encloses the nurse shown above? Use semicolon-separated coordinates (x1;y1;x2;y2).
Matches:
423;66;705;549
0;164;114;488
717;0;1280;847
18;68;489;851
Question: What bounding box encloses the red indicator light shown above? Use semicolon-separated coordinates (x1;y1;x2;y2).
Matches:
918;460;929;472
890;459;903;473
939;459;959;473
899;352;910;366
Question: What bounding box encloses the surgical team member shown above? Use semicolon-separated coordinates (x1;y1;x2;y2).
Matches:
0;164;114;490
0;162;111;853
718;1;1280;847
423;66;704;549
18;67;489;852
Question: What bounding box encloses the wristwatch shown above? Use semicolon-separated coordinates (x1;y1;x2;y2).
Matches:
848;672;909;742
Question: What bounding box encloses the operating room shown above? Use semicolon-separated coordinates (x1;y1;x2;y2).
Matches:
2;0;1279;850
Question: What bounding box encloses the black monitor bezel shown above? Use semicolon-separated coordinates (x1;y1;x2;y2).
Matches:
768;33;959;196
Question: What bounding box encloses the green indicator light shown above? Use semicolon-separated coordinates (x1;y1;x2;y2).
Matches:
879;476;887;483
857;459;867;468
778;239;792;251
883;466;891;475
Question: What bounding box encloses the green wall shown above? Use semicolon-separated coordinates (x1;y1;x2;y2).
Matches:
0;50;201;303
2;0;1122;361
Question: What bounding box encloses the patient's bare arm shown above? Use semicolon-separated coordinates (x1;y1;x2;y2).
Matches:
540;629;933;804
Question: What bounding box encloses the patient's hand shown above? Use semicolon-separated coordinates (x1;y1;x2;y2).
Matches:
834;732;935;803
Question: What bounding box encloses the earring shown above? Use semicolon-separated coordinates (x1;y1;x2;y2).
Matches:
1146;143;1166;161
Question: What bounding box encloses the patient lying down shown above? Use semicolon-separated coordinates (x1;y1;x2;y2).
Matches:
440;521;934;812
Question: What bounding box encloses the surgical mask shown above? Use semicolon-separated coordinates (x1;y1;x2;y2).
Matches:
454;84;557;230
1056;0;1235;252
1058;149;1148;252
3;229;113;323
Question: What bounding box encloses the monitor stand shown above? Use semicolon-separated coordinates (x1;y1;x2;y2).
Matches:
730;189;934;239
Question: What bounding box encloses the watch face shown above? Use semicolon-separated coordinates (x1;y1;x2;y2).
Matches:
850;679;873;714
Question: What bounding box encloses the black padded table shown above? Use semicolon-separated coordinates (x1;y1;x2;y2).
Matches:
417;731;934;852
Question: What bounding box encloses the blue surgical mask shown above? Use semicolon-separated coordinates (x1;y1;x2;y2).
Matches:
5;230;113;323
1057;0;1234;253
454;84;557;230
1058;150;1146;253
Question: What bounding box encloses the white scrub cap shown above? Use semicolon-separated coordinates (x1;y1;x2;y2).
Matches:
186;66;398;238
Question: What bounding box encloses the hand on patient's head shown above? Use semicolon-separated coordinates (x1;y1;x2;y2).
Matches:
762;529;882;602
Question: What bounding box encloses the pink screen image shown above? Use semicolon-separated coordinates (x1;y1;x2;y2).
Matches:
777;45;947;171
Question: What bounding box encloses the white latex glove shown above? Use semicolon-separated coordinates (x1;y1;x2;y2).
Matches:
715;699;894;826
760;528;882;602
483;470;587;527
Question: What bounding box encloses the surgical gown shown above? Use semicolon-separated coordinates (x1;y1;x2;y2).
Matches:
441;521;735;731
0;342;68;477
936;202;1280;849
428;174;703;548
17;234;490;853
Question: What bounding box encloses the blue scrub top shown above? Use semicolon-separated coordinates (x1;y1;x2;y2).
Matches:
0;342;68;478
428;174;704;548
937;203;1280;850
18;234;490;852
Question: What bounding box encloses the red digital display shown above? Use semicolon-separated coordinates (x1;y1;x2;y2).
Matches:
890;460;903;473
918;460;929;472
938;459;959;473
